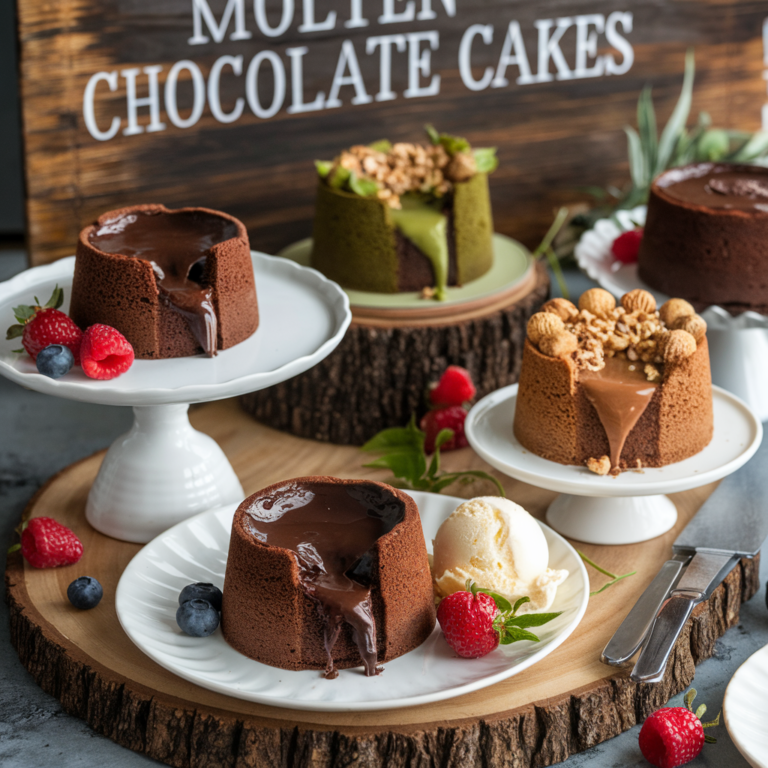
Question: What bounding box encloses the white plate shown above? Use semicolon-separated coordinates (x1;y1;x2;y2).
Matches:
279;234;532;310
465;384;762;498
0;252;350;406
116;490;589;712
724;644;768;768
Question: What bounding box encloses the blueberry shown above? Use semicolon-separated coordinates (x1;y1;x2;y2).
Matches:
67;576;103;610
36;344;74;379
179;582;223;612
176;599;220;637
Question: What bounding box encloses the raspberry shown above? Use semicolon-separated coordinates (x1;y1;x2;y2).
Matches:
20;517;84;569
420;406;468;453
611;228;643;264
638;689;720;768
429;366;476;407
6;286;82;364
437;588;500;658
80;324;135;380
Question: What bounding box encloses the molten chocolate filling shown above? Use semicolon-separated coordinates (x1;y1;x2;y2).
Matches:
88;210;239;356
245;481;405;679
658;164;768;212
580;357;659;471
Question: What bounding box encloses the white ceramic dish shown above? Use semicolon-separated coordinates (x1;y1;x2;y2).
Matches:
116;490;589;712
0;252;350;406
574;206;768;421
279;234;532;310
0;252;352;542
465;384;762;545
724;644;768;768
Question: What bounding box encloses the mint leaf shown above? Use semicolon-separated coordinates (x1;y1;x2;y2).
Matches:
499;626;540;645
7;543;20;555
512;595;531;614
362;417;424;453
369;139;392;153
364;451;427;481
507;611;562;628
6;324;24;340
425;124;440;145
348;171;379;198
473;147;498;174
315;160;333;178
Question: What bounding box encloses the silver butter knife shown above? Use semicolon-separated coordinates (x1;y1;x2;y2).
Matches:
629;437;768;683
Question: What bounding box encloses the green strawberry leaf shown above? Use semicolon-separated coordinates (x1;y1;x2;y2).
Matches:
506;611;562;628
315;160;333;178
6;324;24;340
512;595;531;613
12;304;35;322
12;348;23;354
45;285;64;309
684;688;697;712
7;543;21;555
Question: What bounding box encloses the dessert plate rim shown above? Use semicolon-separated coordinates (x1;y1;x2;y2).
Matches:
465;384;762;497
0;252;351;405
278;233;533;312
723;643;768;768
115;490;589;712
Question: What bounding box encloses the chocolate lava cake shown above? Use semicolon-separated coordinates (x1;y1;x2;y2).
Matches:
69;204;259;359
311;131;496;299
638;163;768;314
221;477;436;678
513;289;713;475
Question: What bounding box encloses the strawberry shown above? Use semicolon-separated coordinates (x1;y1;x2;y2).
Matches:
20;517;83;569
420;406;468;453
638;688;720;768
611;228;644;264
80;324;135;380
436;581;561;659
6;285;83;363
429;366;476;407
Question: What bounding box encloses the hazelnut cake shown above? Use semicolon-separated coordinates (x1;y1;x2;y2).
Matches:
513;289;713;475
311;130;496;299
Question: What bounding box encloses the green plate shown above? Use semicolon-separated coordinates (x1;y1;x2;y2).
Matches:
278;234;533;311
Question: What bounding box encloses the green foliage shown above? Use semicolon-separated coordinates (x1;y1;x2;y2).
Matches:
576;549;636;596
362;415;505;495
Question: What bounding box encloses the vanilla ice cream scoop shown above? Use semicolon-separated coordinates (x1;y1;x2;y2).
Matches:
432;497;568;613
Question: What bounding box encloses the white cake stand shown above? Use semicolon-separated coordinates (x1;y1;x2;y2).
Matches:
0;253;351;543
575;206;768;422
464;384;762;545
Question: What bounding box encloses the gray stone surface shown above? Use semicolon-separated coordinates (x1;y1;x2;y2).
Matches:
1;248;766;767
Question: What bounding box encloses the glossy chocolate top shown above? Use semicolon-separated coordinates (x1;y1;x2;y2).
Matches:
89;210;239;356
580;356;659;471
657;163;768;212
245;480;405;678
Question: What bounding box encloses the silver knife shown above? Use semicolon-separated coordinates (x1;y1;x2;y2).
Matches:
629;439;768;683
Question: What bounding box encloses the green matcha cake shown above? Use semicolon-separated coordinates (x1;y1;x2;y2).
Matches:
311;128;497;299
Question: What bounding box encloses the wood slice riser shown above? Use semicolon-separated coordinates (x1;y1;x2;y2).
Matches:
240;264;549;445
6;507;759;768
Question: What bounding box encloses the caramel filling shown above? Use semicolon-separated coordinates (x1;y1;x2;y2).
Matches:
580;357;659;470
89;210;239;356
245;481;404;679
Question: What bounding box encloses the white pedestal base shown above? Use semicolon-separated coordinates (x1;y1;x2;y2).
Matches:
545;494;678;545
86;405;244;543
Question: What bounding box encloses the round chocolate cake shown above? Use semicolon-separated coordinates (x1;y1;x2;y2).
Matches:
69;204;259;359
638;163;768;314
513;290;713;475
221;477;436;678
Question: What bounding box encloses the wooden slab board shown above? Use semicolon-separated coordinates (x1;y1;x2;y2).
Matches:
15;0;768;265
6;398;760;768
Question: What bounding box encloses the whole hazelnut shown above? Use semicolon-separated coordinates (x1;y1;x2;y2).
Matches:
578;288;616;317
659;298;695;327
621;289;657;315
672;314;707;343
541;298;578;322
539;331;579;359
664;329;697;364
527;312;564;345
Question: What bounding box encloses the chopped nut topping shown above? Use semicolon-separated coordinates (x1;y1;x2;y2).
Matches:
539;330;579;359
587;456;611;475
644;364;661;382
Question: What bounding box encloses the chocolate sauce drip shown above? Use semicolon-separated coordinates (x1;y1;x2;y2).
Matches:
659;165;768;212
88;210;239;356
245;481;404;678
580;357;659;471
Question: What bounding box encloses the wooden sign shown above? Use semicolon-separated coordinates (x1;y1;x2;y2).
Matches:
16;0;768;265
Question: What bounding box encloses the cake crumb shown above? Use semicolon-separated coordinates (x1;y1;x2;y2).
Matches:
586;456;611;476
644;364;661;382
420;286;436;299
